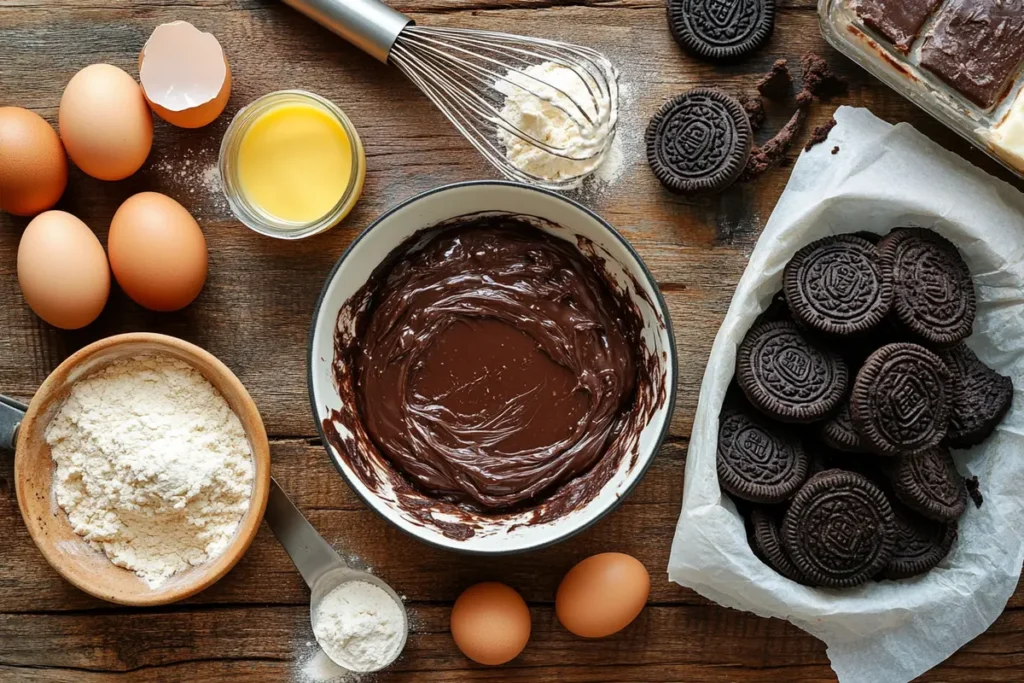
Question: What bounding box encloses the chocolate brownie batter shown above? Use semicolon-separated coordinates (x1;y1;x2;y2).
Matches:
323;214;661;536
850;0;942;52
920;0;1024;108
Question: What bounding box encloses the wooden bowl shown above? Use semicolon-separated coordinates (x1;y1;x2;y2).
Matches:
14;333;271;606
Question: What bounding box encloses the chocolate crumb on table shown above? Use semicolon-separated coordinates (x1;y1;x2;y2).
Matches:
966;475;983;508
741;101;810;181
738;93;766;132
805;117;837;151
832;145;840;154
801;53;847;99
757;59;792;101
741;54;843;181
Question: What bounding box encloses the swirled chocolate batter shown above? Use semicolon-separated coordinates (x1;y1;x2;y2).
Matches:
323;214;662;537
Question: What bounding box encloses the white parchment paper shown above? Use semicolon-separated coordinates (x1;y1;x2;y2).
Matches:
668;106;1024;683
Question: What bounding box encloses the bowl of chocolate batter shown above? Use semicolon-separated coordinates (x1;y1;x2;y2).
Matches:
309;182;676;553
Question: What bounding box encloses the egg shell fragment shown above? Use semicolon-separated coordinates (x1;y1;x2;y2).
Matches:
108;192;208;312
59;64;153;181
556;552;650;638
17;211;110;329
139;21;231;129
450;582;531;666
0;107;68;216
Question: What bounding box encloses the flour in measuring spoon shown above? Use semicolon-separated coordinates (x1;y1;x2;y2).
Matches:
45;354;253;588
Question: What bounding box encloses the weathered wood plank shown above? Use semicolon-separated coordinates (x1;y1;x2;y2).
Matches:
0;604;1022;681
2;0;1024;680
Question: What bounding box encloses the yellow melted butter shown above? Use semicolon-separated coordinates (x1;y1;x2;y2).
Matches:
237;102;353;224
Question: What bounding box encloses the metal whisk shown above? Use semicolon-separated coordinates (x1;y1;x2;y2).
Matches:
283;0;619;190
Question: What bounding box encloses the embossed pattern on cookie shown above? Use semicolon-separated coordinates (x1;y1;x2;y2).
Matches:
668;0;775;62
850;343;950;456
784;234;892;337
890;446;967;521
819;398;867;453
751;507;809;583
940;344;1014;448
717;409;809;503
882;499;958;580
645;88;752;194
737;320;848;423
879;228;976;347
782;470;895;587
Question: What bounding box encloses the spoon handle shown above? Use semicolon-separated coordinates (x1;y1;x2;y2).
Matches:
265;477;347;590
0;395;27;452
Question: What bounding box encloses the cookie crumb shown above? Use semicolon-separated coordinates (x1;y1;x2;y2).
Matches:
965;476;983;508
738;93;766;132
805;117;837;151
801;53;847;99
831;146;840;154
741;98;810;181
757;59;792;101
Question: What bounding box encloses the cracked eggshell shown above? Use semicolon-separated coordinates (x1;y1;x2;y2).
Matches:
139;21;231;129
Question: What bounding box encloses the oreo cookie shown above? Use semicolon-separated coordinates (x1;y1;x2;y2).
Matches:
717;409;809;503
878;228;976;347
645;88;752;194
819;398;867;453
783;235;892;337
882;500;957;580
751;507;809;583
782;470;895;588
667;0;775;62
850;343;950;456
737;320;848;423
940;344;1014;448
890;446;967;521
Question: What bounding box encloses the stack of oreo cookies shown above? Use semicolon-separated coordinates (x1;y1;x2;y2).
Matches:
719;228;1014;588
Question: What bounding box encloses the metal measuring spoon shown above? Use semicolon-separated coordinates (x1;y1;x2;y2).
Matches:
265;478;408;672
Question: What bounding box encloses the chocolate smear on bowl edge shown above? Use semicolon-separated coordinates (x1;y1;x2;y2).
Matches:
321;213;663;540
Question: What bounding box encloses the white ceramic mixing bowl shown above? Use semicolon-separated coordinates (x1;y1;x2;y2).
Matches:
308;181;676;553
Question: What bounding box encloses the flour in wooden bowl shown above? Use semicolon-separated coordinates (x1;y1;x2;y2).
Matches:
45;353;254;588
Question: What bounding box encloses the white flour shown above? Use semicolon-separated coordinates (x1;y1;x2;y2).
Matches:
495;61;618;187
45;354;254;588
313;581;406;673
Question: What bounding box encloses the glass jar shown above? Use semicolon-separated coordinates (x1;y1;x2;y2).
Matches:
219;90;366;240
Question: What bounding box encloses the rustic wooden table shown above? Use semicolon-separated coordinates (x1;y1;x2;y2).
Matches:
2;1;1023;681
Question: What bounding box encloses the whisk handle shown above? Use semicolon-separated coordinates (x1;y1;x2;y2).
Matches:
282;0;412;63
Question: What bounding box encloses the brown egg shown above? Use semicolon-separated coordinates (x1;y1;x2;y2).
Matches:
108;192;208;311
450;582;531;665
0;107;68;216
17;211;110;329
556;553;650;638
59;64;153;180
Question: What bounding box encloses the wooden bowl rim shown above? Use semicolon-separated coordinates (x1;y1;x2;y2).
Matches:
13;332;271;607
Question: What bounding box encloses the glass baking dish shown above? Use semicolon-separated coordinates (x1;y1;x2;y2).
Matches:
818;0;1024;180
